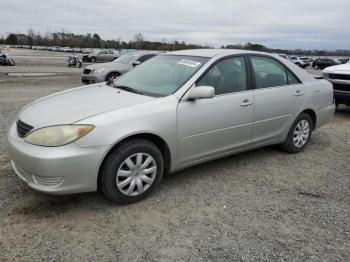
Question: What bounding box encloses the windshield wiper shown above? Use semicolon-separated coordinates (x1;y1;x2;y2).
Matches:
113;84;145;95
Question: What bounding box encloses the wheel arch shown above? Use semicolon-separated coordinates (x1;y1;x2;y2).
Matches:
97;133;172;188
301;108;317;130
105;71;121;81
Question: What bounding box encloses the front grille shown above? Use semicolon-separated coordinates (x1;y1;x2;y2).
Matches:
333;83;350;92
17;120;33;137
329;74;350;81
83;68;92;75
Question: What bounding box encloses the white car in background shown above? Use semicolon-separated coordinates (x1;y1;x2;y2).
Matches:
323;63;350;107
289;56;307;68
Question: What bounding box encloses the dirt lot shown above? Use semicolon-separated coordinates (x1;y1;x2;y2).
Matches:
0;49;349;261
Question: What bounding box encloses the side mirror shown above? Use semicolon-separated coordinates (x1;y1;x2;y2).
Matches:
187;86;215;100
133;60;141;67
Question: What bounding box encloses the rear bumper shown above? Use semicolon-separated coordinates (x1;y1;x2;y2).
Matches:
316;103;335;129
7;122;108;195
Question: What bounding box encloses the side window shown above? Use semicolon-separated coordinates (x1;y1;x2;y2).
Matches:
287;70;300;85
138;54;156;63
251;56;288;89
197;56;248;95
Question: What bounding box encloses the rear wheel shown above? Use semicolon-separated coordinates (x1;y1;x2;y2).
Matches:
99;139;164;204
280;113;313;153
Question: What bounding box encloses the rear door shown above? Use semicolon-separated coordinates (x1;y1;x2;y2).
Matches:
98;51;109;62
249;55;305;145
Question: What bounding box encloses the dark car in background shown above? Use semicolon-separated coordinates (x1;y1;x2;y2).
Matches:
338;58;349;64
312;58;340;70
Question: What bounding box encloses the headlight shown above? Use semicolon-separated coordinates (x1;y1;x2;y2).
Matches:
93;68;106;74
24;125;94;147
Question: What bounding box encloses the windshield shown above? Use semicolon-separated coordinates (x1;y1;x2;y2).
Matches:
114;53;140;64
114;55;209;97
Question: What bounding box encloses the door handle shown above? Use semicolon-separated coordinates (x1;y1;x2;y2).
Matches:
240;99;253;107
294;90;304;97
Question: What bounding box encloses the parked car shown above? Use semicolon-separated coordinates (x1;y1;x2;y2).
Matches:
82;50;118;62
8;49;335;204
338;58;349;64
323;63;350;107
299;57;312;67
73;47;83;53
51;46;60;52
312;58;340;70
82;51;160;84
62;47;74;52
289;56;307;68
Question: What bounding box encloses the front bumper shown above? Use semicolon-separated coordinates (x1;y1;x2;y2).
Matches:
81;74;105;85
7;122;108;194
334;90;350;104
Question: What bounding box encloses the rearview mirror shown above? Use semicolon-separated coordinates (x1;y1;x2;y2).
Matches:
133;61;141;67
187;86;215;100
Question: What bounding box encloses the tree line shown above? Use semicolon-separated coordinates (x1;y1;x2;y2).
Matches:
0;30;206;51
1;29;349;56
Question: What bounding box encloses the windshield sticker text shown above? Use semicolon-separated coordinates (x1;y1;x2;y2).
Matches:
178;59;201;67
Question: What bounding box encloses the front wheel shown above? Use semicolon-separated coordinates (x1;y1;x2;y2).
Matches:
91;57;96;63
99;139;164;204
280;113;313;153
105;72;120;82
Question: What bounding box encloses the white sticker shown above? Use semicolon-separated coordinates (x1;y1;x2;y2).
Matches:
178;59;201;67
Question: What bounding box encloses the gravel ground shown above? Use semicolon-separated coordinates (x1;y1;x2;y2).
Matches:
0;49;349;261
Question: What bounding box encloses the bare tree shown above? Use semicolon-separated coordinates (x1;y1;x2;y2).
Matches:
133;33;144;49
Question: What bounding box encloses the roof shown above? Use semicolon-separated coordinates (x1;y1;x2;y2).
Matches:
168;48;266;58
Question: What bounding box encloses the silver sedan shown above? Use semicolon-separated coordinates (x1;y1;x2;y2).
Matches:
8;49;335;204
81;51;160;84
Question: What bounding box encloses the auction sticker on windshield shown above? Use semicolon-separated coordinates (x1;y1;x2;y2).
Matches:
178;59;202;67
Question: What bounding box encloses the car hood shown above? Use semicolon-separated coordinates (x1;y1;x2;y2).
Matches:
85;62;129;71
18;83;156;128
323;63;350;73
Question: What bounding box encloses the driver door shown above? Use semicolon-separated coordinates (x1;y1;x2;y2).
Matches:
177;56;254;164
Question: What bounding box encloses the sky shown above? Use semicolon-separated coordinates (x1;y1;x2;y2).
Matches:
0;0;349;50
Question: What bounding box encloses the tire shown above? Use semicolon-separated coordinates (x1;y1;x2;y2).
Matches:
335;101;340;109
99;139;164;204
280;113;313;154
105;72;120;82
91;57;96;63
314;65;319;70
